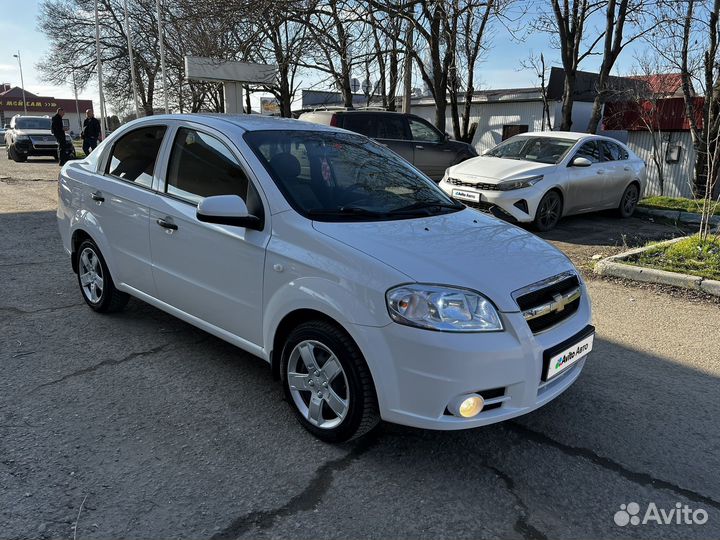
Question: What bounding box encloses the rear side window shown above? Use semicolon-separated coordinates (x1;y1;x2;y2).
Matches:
600;141;620;161
575;141;602;163
341;114;376;137
376;115;408;140
165;128;252;206
107;125;167;188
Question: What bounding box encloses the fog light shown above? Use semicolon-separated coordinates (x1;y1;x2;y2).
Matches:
448;394;484;418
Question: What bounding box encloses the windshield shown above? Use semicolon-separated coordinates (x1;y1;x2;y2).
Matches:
486;136;576;164
15;117;52;130
244;130;463;221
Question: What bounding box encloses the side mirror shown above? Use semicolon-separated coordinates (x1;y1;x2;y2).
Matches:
570;156;592;167
196;195;262;230
444;132;451;141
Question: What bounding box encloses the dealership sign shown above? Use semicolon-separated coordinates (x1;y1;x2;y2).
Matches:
1;98;57;109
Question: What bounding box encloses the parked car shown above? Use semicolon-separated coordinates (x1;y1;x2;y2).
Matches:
298;109;477;181
57;114;593;442
0;126;6;144
4;115;75;162
439;131;646;231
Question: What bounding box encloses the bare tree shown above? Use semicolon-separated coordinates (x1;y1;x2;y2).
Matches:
585;0;663;133
520;52;553;130
534;0;608;130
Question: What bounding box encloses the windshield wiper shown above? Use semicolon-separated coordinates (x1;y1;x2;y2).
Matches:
389;201;464;215
307;206;389;218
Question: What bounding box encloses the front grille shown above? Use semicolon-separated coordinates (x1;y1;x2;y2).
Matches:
514;272;580;333
448;177;500;191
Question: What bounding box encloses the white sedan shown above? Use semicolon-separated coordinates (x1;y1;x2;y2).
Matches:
57;115;593;442
439;132;646;230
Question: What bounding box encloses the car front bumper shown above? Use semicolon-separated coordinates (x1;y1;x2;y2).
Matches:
348;285;592;430
438;179;547;223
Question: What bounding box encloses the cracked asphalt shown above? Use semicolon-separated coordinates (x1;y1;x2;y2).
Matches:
1;155;719;540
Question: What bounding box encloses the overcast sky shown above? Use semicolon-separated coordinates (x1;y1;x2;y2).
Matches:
0;0;649;115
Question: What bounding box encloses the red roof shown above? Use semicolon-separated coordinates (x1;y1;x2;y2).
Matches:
629;74;685;97
603;97;704;131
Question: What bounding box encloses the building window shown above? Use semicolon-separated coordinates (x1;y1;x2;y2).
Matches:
502;124;529;141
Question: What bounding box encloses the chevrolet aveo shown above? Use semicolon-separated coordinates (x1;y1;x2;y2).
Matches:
57;115;594;442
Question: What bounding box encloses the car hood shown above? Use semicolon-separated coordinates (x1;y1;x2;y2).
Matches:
449;156;556;182
312;209;576;312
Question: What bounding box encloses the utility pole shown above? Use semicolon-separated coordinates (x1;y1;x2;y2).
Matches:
402;25;413;113
124;0;141;118
72;70;82;134
156;0;169;113
13;51;27;114
94;0;107;139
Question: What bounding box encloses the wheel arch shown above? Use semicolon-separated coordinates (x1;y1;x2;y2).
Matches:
270;308;360;381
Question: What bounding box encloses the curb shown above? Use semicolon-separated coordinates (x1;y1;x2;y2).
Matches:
636;206;720;227
594;236;720;297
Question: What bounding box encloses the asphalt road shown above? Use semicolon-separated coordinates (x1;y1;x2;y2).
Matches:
1;157;719;540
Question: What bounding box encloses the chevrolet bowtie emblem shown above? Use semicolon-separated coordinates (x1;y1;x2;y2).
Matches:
553;293;567;312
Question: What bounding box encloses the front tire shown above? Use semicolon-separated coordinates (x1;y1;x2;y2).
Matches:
618;183;639;218
532;191;563;231
75;239;129;313
281;320;379;443
9;146;26;162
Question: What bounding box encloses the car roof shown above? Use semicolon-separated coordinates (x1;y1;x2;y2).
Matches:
515;131;622;142
131;113;338;133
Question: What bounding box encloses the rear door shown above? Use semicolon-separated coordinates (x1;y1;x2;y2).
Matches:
565;140;609;213
90;124;168;295
361;113;415;165
148;123;269;346
599;140;627;207
407;115;454;180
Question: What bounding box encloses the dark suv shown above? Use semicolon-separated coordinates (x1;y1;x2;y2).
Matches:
298;109;477;181
4;115;75;163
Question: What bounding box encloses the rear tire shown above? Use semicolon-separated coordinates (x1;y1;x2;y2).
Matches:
281;320;379;443
532;191;563;231
617;183;640;218
75;239;129;313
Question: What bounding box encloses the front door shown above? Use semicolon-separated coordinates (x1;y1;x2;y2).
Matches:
407;115;453;180
148;125;269;346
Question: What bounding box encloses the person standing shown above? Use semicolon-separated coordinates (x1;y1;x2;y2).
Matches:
51;107;70;166
81;109;101;155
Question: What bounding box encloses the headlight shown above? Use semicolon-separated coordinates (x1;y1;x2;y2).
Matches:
15;134;29;142
386;284;503;332
441;169;450;183
496;175;543;191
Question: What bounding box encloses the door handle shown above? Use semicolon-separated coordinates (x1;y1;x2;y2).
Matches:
415;145;424;150
156;218;178;231
624;166;631;171
91;191;104;203
596;169;605;175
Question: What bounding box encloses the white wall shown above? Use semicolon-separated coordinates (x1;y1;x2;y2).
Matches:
627;131;696;199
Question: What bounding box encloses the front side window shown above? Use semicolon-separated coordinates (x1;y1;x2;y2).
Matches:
107;125;167;188
486;136;576;164
408;117;443;143
574;141;602;163
244;130;462;221
166;128;252;206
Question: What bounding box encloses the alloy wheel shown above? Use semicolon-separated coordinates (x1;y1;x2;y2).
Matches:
287;340;350;429
78;247;104;303
538;194;561;228
623;185;639;215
